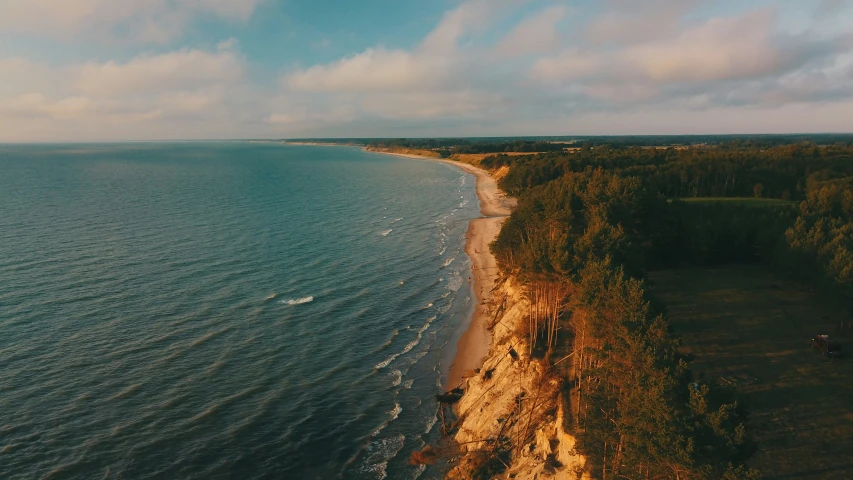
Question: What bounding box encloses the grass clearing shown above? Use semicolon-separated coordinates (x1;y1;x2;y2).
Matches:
650;266;853;479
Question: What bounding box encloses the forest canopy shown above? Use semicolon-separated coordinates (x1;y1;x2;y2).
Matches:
479;141;853;479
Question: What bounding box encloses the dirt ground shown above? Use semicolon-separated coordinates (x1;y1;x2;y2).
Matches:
650;266;853;480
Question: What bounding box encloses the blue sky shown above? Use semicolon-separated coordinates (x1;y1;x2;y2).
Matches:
0;0;851;141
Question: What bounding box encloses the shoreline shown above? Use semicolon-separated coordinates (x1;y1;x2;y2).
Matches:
362;147;514;389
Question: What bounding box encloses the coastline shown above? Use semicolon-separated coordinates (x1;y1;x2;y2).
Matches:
361;147;515;389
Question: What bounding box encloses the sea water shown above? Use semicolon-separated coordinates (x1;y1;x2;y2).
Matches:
0;143;480;479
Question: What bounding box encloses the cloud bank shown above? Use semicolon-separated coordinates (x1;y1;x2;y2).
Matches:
0;0;852;140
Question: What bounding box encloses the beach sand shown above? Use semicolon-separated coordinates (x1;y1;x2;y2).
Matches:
363;148;514;390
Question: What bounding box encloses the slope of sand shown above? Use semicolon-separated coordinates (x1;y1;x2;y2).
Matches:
363;147;515;389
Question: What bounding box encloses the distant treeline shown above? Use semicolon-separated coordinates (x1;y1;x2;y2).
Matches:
363;138;566;155
285;133;853;150
482;142;853;479
484;143;853;201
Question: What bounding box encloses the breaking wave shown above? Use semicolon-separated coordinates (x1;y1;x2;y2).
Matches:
445;273;463;292
375;316;435;370
280;296;314;306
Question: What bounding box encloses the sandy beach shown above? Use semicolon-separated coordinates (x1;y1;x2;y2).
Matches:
364;148;515;389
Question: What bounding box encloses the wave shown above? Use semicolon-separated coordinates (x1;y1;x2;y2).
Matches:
107;383;143;402
374;329;399;353
280;296;313;306
420;315;436;333
446;273;463;292
375;316;435;370
390;217;403;224
389;402;402;421
399;337;419;357
380;229;392;237
424;414;438;434
361;434;406;480
370;404;403;438
439;297;454;314
441;257;454;268
264;293;277;301
374;353;398;370
403;379;414;389
189;327;232;348
188;386;261;424
205;359;226;374
391;370;402;387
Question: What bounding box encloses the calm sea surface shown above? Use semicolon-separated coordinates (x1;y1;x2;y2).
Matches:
0;143;480;479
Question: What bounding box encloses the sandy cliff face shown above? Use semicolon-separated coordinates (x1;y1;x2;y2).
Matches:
446;277;589;480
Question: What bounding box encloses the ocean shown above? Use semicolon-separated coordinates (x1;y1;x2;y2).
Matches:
0;143;481;479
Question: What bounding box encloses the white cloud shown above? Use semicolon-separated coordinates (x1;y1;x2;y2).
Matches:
496;5;567;56
286;0;508;94
287;48;451;93
0;58;53;96
0;44;258;140
271;1;853;138
420;0;492;54
628;9;785;83
0;0;265;43
2;1;853;140
361;90;501;119
533;9;804;88
74;48;244;96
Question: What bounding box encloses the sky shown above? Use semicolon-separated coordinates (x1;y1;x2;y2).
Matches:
0;0;852;141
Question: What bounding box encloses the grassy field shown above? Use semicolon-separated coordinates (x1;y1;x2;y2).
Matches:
448;152;538;165
650;266;853;480
674;197;796;207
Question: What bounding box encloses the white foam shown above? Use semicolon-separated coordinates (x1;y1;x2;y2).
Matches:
380;229;392;237
390;217;403;224
389;402;402;421
441;257;454;268
361;434;406;480
403;379;414;389
391;370;402;387
439;298;454;314
424;414;438;434
420;315;436;333
280;296;313;306
399;337;419;356
377;317;434;370
446;273;463;292
375;353;398;370
264;293;277;301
